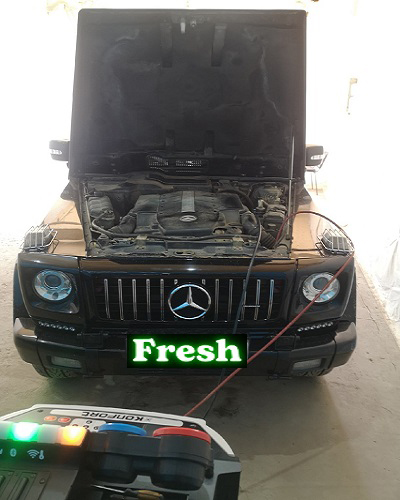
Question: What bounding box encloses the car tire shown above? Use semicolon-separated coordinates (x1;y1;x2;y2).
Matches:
293;368;333;377
32;364;79;379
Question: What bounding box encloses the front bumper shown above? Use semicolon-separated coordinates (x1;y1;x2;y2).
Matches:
14;318;356;377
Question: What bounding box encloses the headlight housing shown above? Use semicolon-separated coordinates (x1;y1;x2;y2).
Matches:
302;272;340;303
33;270;73;303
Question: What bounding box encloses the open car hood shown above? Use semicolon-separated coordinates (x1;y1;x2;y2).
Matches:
69;9;306;179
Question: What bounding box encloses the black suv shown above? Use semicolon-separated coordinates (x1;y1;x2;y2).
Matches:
13;9;356;379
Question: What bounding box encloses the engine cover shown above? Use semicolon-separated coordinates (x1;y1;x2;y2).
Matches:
133;190;245;236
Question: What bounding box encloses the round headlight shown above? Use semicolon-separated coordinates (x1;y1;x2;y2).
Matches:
302;272;340;303
33;270;73;302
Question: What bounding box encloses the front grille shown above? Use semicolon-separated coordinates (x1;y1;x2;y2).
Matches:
92;276;284;324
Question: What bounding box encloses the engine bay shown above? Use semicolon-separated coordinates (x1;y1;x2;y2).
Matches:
83;175;289;257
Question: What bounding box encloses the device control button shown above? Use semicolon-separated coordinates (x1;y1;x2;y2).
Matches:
98;423;147;436
153;427;211;443
0;422;13;439
37;424;61;444
44;416;57;422
58;417;71;423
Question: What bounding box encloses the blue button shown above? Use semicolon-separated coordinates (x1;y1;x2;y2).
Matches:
98;423;147;436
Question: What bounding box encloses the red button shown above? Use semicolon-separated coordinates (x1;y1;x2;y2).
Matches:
44;416;57;422
58;417;71;423
153;427;211;444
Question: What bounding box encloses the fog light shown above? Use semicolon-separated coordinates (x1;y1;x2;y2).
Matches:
51;356;81;369
292;359;321;371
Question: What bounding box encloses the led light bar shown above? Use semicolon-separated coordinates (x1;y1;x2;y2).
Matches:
0;422;87;447
38;321;76;332
297;321;334;333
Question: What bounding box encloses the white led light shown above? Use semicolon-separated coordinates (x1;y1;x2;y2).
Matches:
298;322;336;332
38;321;76;332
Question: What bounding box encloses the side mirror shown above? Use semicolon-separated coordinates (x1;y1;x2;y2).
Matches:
49;139;69;161
306;144;324;166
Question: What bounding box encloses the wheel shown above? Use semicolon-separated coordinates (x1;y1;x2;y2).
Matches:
293;368;333;377
32;364;79;379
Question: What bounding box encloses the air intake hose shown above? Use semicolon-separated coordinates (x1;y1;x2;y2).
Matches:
241;212;275;249
108;210;137;235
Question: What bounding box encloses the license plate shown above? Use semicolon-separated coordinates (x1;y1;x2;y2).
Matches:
127;334;248;369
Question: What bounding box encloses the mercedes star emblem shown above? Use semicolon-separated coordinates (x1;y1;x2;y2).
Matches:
168;284;211;320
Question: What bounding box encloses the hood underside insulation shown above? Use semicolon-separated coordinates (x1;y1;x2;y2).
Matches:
70;9;306;178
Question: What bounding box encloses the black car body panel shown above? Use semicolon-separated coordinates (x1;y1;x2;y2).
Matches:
14;251;356;377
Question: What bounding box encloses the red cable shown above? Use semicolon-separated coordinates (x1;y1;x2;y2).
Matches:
184;212;354;417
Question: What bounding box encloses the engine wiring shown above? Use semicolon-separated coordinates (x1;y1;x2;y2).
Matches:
91;218;260;242
185;210;355;418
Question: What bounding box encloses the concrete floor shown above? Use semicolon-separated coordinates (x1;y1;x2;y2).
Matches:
1;237;399;499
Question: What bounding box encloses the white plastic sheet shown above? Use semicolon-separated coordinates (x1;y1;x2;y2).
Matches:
373;232;400;321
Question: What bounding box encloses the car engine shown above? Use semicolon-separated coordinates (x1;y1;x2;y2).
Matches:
84;177;288;257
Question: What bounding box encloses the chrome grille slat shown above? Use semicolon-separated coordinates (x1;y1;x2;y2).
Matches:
117;278;124;320
132;279;137;320
267;279;275;320
160;279;165;321
254;279;261;320
94;276;283;323
240;279;247;321
201;279;206;321
104;278;110;319
214;279;220;321
227;279;233;321
146;279;151;321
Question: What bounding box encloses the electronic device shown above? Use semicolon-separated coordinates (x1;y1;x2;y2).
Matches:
0;405;240;499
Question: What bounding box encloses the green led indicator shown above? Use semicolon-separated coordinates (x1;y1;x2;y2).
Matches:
10;422;39;442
